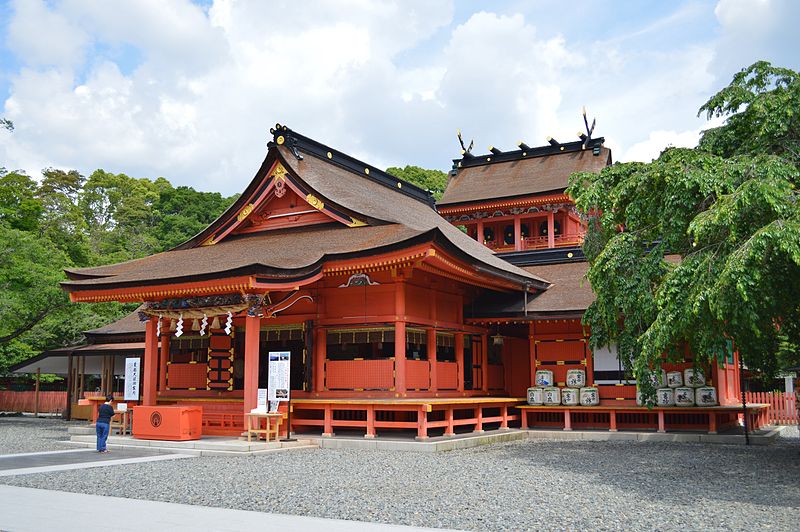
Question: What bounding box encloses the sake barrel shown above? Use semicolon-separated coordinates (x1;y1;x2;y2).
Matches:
580;387;600;406
636;389;656;407
666;371;683;388
527;387;544;405
684;368;706;388
562;387;580;406
656;387;675;406
674;387;695;406
543;387;561;405
566;369;586;388
535;370;554;387
695;386;718;406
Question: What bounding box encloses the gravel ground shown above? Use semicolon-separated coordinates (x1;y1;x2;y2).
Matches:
1;418;798;531
0;416;75;454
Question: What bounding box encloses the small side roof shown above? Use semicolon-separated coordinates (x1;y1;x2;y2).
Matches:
439;139;611;207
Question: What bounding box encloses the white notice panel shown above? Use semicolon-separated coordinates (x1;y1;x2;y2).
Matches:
268;351;291;402
257;388;268;412
124;358;140;400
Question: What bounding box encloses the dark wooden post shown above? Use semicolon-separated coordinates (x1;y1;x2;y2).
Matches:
34;367;41;417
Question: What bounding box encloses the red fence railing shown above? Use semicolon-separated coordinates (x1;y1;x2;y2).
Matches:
745;391;798;425
0;390;67;413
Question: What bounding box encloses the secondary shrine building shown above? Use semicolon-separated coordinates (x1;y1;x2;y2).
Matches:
54;125;757;438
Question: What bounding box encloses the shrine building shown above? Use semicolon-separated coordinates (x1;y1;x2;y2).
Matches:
24;124;762;439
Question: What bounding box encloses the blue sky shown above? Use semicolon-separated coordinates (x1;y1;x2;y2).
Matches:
0;0;798;194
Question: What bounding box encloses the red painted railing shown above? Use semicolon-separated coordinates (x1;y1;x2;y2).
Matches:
0;391;67;413
745;391;798;425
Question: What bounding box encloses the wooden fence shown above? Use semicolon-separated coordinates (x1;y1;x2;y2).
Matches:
0;391;67;414
745;391;798;425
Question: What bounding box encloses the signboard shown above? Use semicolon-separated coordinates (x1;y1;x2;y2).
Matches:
268;351;291;402
124;358;140;400
256;388;269;412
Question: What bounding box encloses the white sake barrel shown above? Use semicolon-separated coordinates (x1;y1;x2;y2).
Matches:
562;387;580;406
527;387;544;405
666;371;683;388
580;387;599;406
637;389;656;407
566;369;586;388
656;387;675;406
674;387;695;406
543;387;561;405
695;387;718;406
535;370;554;387
684;368;706;388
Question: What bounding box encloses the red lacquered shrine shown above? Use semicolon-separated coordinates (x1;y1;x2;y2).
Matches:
59;126;766;439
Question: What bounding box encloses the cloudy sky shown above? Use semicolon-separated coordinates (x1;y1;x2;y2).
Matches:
0;0;798;193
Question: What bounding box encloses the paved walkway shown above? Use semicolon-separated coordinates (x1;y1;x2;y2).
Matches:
0;485;453;532
0;449;192;477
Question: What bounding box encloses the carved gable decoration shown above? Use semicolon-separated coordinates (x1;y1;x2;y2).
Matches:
199;161;368;244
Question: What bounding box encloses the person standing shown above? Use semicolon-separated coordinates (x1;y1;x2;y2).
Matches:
96;395;115;453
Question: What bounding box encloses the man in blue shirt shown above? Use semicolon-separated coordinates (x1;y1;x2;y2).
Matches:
96;395;115;453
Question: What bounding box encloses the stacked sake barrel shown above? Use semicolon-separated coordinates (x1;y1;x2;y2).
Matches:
526;368;599;407
639;367;718;407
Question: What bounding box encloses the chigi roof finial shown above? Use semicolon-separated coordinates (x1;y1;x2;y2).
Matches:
457;129;474;159
579;106;597;149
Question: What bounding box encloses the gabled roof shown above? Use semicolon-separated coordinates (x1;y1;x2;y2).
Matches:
438;138;611;207
63;126;549;295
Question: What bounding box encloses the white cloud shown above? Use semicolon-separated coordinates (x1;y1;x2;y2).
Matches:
0;1;796;193
7;0;89;67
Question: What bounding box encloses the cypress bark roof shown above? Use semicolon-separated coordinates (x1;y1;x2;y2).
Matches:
439;142;611;207
64;127;549;292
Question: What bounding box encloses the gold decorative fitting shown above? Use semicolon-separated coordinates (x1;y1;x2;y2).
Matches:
276;135;285;145
237;203;255;221
364;168;370;175
272;162;288;181
327;151;332;159
347;218;367;227
567;252;574;258
306;193;325;210
201;236;216;246
397;182;402;188
486;157;491;162
522;152;527;156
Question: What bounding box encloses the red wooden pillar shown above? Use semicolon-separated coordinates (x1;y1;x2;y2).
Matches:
500;405;509;429
564;409;572;431
657;410;666;433
481;334;489;393
514;216;522;251
520;408;529;429
609;410;617;431
477;220;484;244
142;317;159;406
475;405;484;433
428;328;438;393
158;331;170;393
314;327;326;393
455;333;465;393
417;405;429;440
445;407;455;436
243;315;261;415
529;322;537;388
323;404;333;437
365;404;376;439
708;412;717;434
395;278;407;395
547;211;555;248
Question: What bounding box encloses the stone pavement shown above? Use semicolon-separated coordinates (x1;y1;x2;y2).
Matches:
0;485;454;532
0;448;192;477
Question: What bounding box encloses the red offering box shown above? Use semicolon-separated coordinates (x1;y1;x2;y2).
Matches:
132;405;203;441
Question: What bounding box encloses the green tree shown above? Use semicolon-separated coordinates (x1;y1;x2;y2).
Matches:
386;165;449;200
567;62;800;394
0;170;42;232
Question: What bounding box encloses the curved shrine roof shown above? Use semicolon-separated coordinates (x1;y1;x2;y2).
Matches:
439;144;611;207
64;127;549;292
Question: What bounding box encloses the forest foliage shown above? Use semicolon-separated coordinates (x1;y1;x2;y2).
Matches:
567;61;800;391
0;167;238;374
